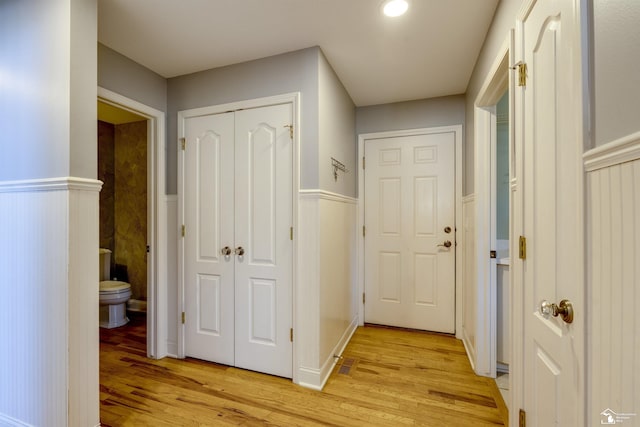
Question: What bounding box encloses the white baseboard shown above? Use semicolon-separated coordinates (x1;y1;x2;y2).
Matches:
0;412;34;427
298;316;359;390
461;329;477;373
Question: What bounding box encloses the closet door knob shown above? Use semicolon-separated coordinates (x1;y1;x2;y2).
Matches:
235;246;245;256
221;246;232;256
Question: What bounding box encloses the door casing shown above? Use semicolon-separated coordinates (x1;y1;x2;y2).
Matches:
97;86;168;360
357;125;463;333
177;92;300;382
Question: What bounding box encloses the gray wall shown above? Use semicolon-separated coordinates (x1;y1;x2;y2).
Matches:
356;95;465;136
464;0;524;195
167;47;320;195
318;51;357;197
594;0;640;146
98;43;167;114
0;0;97;181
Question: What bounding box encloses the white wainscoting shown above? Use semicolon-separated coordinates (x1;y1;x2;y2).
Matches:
297;190;358;390
461;194;477;371
585;133;640;424
0;178;101;427
165;195;179;357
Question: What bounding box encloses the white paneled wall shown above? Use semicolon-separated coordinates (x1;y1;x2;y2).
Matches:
461;194;477;370
0;178;100;427
297;190;358;389
585;134;640;424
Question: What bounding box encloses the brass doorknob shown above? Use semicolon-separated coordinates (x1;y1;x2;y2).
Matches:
437;240;452;248
235;246;245;256
220;246;232;256
539;299;574;324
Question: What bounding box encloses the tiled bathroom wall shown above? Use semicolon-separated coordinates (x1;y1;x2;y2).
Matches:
97;119;147;300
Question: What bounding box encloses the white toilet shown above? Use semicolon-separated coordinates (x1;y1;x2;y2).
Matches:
99;248;132;329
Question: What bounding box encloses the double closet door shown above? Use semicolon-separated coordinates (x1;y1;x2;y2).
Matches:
183;103;293;378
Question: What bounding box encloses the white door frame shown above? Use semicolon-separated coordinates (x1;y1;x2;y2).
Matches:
97;86;168;359
177;92;300;381
472;32;515;382
357;125;463;333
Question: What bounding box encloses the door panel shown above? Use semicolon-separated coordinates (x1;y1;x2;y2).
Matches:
234;104;293;378
184;112;235;365
521;0;584;424
364;131;455;333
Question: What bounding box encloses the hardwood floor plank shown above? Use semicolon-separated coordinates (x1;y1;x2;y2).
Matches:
100;314;507;426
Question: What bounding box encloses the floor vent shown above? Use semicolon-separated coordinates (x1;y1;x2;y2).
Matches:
338;358;356;375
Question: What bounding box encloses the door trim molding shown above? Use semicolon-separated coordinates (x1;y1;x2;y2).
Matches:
176;92;300;383
356;125;463;333
472;30;515;382
98;86;168;359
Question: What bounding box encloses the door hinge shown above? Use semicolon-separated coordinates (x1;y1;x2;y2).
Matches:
284;124;293;139
517;63;527;87
362;156;366;170
290;227;293;241
363;293;366;304
180;137;186;150
363;226;366;237
181;224;186;237
519;409;526;427
181;312;185;324
290;328;294;342
519;236;527;260
490;250;497;259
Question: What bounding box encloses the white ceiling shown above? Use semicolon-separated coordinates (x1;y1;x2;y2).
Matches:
98;0;499;107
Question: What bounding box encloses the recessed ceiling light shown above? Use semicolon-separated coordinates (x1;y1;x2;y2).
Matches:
382;0;409;17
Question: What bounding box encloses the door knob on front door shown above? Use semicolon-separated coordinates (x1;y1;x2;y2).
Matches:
235;246;245;256
539;299;574;324
221;246;232;256
437;240;452;248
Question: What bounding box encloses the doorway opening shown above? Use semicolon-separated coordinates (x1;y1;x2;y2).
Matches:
97;87;168;359
472;30;514;414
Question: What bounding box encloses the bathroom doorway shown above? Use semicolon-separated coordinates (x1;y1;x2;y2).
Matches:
98;101;148;320
97;87;168;359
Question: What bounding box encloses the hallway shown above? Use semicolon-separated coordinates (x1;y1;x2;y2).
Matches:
100;316;507;426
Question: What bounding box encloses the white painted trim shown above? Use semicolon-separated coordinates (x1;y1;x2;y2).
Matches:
177;93;301;384
472;30;515;380
299;189;358;204
98;87;168;359
357;125;463;333
583;131;640;171
298;316;358;391
0;413;35;427
0;177;102;193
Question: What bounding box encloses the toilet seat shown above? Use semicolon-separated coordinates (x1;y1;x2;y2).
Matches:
100;280;131;293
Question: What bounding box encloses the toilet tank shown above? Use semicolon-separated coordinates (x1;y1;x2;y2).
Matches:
99;248;112;281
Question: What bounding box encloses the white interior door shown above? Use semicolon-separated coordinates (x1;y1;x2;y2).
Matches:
184;112;235;365
520;0;584;423
183;103;293;378
234;104;293;378
364;131;456;333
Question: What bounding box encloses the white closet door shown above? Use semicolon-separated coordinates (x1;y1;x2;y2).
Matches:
234;104;293;378
184;112;235;365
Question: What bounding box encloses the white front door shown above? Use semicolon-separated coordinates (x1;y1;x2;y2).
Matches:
519;0;585;423
183;103;293;378
364;130;456;333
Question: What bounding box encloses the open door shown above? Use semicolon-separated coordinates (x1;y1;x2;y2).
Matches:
514;0;586;424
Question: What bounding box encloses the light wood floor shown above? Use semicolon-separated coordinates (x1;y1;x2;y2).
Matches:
100;314;508;426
